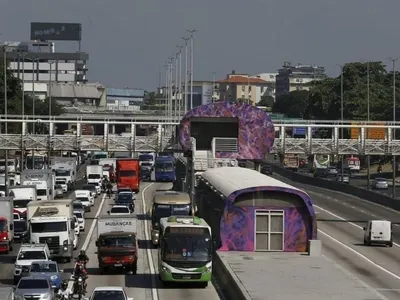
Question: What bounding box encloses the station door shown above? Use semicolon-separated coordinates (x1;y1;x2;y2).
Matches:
254;210;284;251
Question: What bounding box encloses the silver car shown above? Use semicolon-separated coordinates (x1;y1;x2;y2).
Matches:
336;173;350;183
14;275;55;300
372;178;389;190
54;185;64;198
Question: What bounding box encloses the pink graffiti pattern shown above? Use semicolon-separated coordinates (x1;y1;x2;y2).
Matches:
219;186;317;252
178;102;275;160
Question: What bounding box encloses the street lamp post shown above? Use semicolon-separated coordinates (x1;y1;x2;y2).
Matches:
339;65;344;183
177;46;182;119
164;63;169;121
181;37;190;113
187;30;196;110
2;43;8;195
388;57;399;198
366;61;371;190
175;53;179;121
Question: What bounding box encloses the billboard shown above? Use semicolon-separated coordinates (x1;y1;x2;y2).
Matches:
30;22;82;41
350;122;385;139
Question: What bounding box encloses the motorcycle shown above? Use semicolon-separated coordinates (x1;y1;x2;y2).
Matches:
56;293;71;300
73;275;85;299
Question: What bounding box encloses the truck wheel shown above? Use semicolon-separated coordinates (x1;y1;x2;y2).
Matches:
99;266;107;274
131;262;137;275
389;241;393;247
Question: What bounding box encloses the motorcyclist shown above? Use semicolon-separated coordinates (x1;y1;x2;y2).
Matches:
73;262;88;295
77;250;89;267
57;280;72;299
106;182;113;199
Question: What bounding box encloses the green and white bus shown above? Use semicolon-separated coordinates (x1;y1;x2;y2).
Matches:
158;216;212;287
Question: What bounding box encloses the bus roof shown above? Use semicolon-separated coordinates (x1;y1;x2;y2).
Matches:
160;216;209;228
153;191;190;204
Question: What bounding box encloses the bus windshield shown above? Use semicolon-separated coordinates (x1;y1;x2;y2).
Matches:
139;155;153;161
153;204;191;225
155;162;174;172
162;234;212;262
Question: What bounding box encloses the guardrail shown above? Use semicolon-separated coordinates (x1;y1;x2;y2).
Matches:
267;163;400;211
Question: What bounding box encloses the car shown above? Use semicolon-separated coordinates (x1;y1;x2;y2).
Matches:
260;165;272;175
336;173;350;184
14;220;29;242
28;261;63;290
54;184;64;198
14;244;51;284
108;205;131;216
314;168;328;178
73;215;80;236
115;193;135;211
327;166;338;176
73;201;85;217
372;177;389;190
87;182;101;195
55;179;68;193
74;210;85;232
85;286;133;300
14;275;55;300
82;184;97;198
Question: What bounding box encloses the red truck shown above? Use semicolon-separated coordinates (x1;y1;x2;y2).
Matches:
0;197;14;253
116;159;140;193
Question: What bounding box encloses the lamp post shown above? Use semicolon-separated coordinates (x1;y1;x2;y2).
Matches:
164;63;169;121
177;46;182;119
2;42;9;195
212;72;216;103
366;61;371;190
181;37;190;113
338;64;344;183
187;30;196;110
24;57;38;132
388;57;399;199
175;53;179;121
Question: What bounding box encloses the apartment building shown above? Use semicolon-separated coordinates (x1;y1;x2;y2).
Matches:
275;62;326;98
251;73;278;101
3;41;89;99
217;70;269;104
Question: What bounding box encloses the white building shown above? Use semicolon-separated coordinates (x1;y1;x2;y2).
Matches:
3;41;89;98
251;73;278;102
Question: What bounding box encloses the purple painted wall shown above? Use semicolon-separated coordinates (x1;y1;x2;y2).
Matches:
178;102;275;160
218;186;317;252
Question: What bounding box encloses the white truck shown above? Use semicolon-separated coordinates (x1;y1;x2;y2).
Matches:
9;185;37;216
51;157;77;190
98;158;117;169
0;197;14;253
27;199;75;261
86;165;103;185
21;169;53;201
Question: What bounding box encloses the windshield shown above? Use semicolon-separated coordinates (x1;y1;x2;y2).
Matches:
14;221;27;231
73;203;83;210
55;180;65;185
376;178;387;182
18;250;47;260
162;234;212;262
117;194;132;202
76;197;89;202
155;162;174;172
94;154;107;159
111;207;130;213
37;189;47;196
141;162;152;167
55;170;70;177
0;220;6;231
139;155;153;161
74;212;83;219
18;278;49;289
0;186;5;192
119;170;136;177
31;221;67;233
99;236;135;247
83;185;96;191
30;262;57;273
88;174;101;179
14;199;32;208
92;291;126;300
153;204;191;224
0;161;14;166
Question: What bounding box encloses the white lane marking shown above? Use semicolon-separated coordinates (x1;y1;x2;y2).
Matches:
319;229;400;282
314;204;400;249
141;183;158;300
67;193;107;290
322;253;389;300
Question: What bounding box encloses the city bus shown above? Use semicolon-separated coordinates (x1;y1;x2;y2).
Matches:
158;216;212;287
150;191;192;247
154;156;176;182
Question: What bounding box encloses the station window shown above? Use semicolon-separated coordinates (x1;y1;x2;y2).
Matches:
254;210;284;251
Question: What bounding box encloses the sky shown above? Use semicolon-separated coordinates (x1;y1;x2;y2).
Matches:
1;0;400;91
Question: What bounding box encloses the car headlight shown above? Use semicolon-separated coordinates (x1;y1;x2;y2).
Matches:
161;266;171;273
14;295;23;300
2;236;6;240
50;275;58;280
15;264;23;269
42;293;50;300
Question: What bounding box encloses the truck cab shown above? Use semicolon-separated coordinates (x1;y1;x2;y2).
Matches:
0;197;14;253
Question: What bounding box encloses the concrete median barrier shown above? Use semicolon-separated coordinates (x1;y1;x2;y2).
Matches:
268;163;400;211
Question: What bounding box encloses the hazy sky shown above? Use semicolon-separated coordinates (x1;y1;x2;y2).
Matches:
1;0;400;90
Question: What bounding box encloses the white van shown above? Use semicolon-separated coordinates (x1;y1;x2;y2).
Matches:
363;220;393;247
74;190;94;212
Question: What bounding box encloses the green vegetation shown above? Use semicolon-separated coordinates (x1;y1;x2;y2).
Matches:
272;62;398;121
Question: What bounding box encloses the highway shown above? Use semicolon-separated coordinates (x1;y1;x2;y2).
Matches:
272;172;400;299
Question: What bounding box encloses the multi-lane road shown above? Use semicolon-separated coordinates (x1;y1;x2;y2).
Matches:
272;172;400;299
0;178;223;299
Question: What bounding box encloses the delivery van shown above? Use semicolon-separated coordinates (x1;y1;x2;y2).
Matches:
363;220;393;247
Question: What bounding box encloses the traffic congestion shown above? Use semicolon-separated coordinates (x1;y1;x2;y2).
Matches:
0;150;214;300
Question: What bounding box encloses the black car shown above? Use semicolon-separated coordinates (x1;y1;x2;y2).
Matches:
261;165;273;175
116;193;135;212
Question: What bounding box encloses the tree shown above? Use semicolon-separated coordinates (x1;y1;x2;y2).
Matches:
273;90;310;118
257;95;274;107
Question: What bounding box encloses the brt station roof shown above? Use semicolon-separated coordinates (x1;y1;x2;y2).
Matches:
196;167;317;252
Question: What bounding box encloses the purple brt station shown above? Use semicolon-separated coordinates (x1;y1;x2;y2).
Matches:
177;101;317;252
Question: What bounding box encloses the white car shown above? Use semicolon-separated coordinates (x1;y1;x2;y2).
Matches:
107;205;131;216
74;211;85;232
86;286;133;300
88;183;101;195
14;244;51;284
55;179;68;193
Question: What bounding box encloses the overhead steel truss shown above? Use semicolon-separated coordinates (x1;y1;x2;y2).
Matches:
0;119;177;152
273;123;400;155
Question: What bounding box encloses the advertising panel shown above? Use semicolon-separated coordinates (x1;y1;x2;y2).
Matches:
350;122;385;139
30;22;82;41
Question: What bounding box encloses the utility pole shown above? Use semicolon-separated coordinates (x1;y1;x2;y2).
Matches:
212;72;216;103
181;37;190;113
175;53;179;121
187;30;197;110
388;57;399;199
169;57;174;120
3;44;8;195
367;61;371;190
340;65;344;183
177;46;182;119
165;63;169;121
